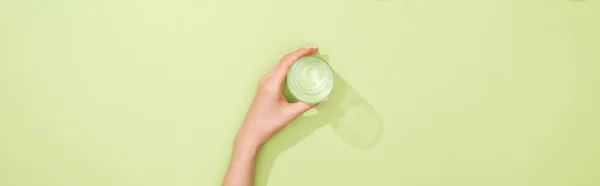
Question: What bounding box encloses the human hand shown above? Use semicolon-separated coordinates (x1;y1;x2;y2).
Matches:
235;45;328;148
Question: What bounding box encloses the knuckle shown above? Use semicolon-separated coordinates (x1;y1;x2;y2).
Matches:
264;84;278;92
259;76;268;84
258;77;276;92
259;82;278;93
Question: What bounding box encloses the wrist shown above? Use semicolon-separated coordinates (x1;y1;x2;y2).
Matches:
234;130;263;151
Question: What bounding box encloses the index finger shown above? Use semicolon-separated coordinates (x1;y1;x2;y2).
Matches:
271;45;319;81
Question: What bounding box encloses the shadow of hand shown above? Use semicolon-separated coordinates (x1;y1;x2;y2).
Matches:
254;72;385;186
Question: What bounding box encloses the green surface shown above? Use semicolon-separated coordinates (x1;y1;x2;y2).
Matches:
1;0;599;186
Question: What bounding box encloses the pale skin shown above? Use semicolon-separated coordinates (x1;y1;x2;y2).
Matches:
222;45;328;186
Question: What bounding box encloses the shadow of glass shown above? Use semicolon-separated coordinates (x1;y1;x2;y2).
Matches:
255;59;384;185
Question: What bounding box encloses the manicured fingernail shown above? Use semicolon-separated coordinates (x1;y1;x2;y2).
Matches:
322;98;330;102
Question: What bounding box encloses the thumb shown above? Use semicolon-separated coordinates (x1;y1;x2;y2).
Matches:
289;102;318;115
288;98;329;115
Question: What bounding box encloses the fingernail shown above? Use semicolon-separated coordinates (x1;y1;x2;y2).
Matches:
322;98;330;102
304;45;318;49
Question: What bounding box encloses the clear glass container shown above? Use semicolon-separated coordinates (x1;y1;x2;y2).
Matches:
283;56;334;104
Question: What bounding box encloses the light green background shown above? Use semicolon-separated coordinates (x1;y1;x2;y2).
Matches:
1;0;599;186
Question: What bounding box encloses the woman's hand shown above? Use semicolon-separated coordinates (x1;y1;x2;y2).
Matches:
223;45;327;186
236;45;326;147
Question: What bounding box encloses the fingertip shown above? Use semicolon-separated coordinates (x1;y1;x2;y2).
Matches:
304;44;318;49
303;45;319;55
291;101;317;112
311;45;319;54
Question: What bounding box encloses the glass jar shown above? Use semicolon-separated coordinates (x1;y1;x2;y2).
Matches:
283;56;334;104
